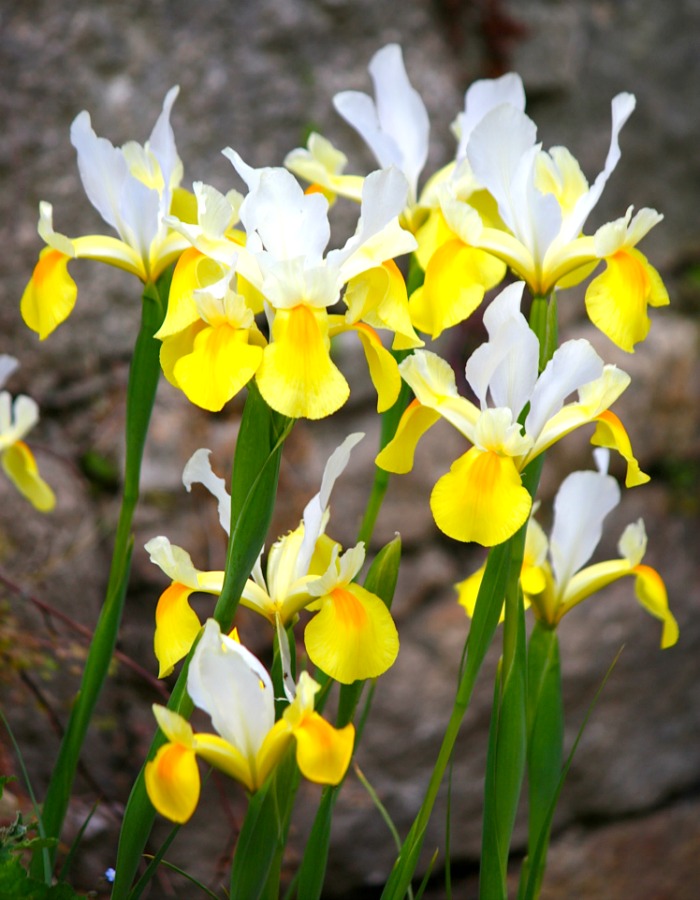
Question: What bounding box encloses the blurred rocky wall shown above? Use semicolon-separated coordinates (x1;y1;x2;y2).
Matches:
1;1;699;897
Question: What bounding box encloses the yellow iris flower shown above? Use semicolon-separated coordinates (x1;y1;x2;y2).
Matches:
0;356;54;511
147;435;398;684
457;450;678;649
21;87;190;339
145;619;354;822
377;282;647;547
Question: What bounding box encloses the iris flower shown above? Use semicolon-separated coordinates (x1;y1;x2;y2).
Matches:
145;619;354;822
21;87;190;339
146;434;398;684
457;450;678;648
0;355;54;511
439;91;668;350
377;282;647;547
162;155;419;419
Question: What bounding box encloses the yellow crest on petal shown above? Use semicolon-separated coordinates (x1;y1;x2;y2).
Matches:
430;447;531;546
293;712;354;785
256;305;349;420
145;742;200;824
585;248;668;352
21;248;77;340
304;583;399;684
172;323;263;412
1;442;55;511
154;583;202;678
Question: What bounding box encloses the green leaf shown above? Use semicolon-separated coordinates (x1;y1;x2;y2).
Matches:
0;855;82;899
229;747;300;900
518;623;562;899
31;274;169;879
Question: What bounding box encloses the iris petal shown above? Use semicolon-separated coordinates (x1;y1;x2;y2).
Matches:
293;712;354;785
1;442;55;512
154;583;202;678
21;249;78;340
430;447;531;546
145;742;200;824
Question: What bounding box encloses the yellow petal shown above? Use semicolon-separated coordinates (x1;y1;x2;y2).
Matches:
154;583;202;678
455;564;487;619
159;321;202;389
430;447;532;546
1;442;55;511
145;742;200;823
21;248;77;340
173;323;263;411
633;564;679;649
376;399;441;474
155;247;205;339
585;248;668;352
194;732;257;793
256;305;349;420
293;712;354;785
410;239;505;339
350;323;401;413
591;410;649;487
345;261;423;350
255;719;295;791
304;584;399;684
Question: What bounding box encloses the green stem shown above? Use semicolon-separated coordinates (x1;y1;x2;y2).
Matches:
31;277;167;878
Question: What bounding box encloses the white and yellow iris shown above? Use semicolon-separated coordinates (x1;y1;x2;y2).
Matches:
147;434;399;685
0;356;55;511
442;92;669;350
457;450;678;649
377;282;647;547
21;87;190;339
161;154;418;419
145;619;354;823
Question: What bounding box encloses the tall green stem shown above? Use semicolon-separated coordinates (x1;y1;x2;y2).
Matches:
31;277;168;878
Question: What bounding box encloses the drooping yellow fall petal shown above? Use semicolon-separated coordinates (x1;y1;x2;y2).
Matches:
591;410;649;487
351;323;401;412
344;261;423;350
154;583;202;678
256;305;349;419
293;712;355;785
585;248;669;352
144;742;200;824
430;447;532;546
410;239;505;339
304;584;399;684
376;399;441;474
1;442;55;511
156;247;205;339
21;248;78;340
455;564;486;619
255;720;295;791
633;564;679;649
173;323;263;412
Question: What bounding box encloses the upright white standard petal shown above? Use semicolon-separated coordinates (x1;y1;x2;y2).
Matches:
549;464;620;589
559;93;636;244
182;449;231;535
525;339;604;440
0;393;40;450
453;72;526;160
187;620;275;762
333;43;429;203
298;432;365;575
465;281;538;415
328;167;416;280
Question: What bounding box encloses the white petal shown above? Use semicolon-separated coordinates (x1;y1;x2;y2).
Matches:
187;619;274;757
70;111;129;236
182;449;231;535
525;339;603;440
550;467;620;588
144;535;202;589
147;86;182;193
454;72;525;159
298;432;364;576
618;519;647;566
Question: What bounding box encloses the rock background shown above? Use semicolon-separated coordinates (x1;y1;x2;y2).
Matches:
1;0;700;897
